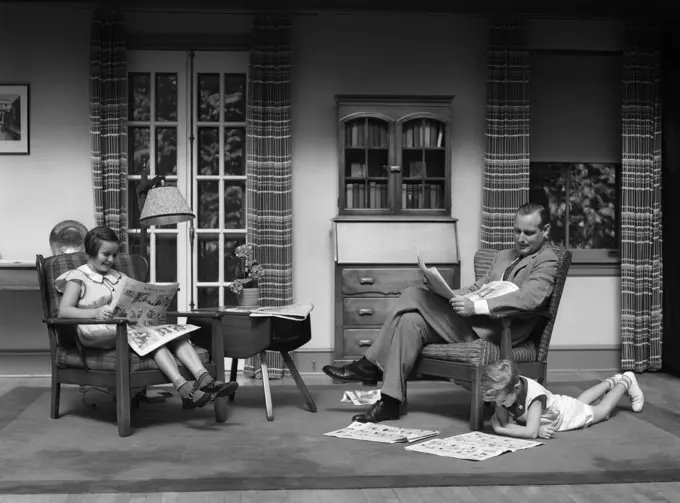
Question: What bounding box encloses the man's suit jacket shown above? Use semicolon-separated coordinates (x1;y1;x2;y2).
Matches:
453;244;559;344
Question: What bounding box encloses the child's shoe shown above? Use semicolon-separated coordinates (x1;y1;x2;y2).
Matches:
621;371;644;412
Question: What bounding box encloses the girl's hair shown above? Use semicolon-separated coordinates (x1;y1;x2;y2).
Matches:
480;359;520;401
84;226;120;257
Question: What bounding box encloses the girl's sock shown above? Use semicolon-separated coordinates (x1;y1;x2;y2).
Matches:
602;373;623;391
195;370;215;390
173;377;193;400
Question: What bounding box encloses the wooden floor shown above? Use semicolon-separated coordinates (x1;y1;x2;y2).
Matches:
1;370;679;503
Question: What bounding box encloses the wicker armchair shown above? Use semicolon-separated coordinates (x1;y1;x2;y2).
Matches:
413;245;572;430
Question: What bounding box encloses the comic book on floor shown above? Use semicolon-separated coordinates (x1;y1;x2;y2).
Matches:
404;431;543;461
110;277;199;357
417;255;519;301
324;421;439;444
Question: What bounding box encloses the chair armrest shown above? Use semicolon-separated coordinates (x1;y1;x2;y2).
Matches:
488;309;551;321
166;310;222;319
43;317;129;325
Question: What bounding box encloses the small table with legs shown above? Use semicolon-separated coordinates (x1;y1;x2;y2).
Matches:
184;307;317;421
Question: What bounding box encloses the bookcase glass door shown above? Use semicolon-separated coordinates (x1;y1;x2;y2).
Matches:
342;116;391;212
399;117;447;212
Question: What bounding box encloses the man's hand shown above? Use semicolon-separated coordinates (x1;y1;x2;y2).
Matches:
449;294;474;316
538;424;556;439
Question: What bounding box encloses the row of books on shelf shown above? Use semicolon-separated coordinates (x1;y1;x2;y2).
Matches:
403;120;444;148
345;121;388;149
344;182;444;210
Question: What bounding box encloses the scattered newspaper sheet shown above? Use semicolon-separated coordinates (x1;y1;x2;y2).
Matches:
249;303;314;321
341;389;381;406
324;421;439;444
110;277;199;357
405;431;543;461
417;255;455;300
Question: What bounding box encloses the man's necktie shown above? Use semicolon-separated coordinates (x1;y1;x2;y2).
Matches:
502;256;522;281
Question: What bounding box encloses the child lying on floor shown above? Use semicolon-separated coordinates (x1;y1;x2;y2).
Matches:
480;359;644;440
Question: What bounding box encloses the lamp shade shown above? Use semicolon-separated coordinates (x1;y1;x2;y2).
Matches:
139;186;195;226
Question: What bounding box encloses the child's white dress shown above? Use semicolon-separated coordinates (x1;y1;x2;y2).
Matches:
55;264;127;348
503;376;595;431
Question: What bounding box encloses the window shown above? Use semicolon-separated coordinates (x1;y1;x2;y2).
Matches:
127;51;249;308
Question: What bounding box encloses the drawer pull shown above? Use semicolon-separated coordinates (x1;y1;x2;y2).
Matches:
359;277;375;285
358;308;374;316
358;339;373;347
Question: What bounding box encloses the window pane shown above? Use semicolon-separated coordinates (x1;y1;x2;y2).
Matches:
198;73;219;122
129;127;150;175
129;73;150;121
155;73;177;122
568;163;617;249
224;74;246;122
223;236;246;282
198;127;219;175
156;127;177;175
223;287;238;307
197;287;219;308
127;180;141;230
197;234;219;282
127;232;149;259
155;234;177;282
530;162;567;247
224;127;245;175
224;182;245;229
197;181;219;229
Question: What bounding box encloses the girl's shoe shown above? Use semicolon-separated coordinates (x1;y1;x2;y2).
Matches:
182;391;216;409
199;380;239;398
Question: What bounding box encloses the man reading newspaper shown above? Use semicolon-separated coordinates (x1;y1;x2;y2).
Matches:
323;203;558;423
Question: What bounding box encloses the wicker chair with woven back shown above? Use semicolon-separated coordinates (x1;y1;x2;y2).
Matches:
413;244;572;430
36;251;227;437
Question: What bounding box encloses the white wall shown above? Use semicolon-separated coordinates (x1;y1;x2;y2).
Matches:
0;3;622;355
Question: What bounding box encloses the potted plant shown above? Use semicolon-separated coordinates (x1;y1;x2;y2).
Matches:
228;243;264;307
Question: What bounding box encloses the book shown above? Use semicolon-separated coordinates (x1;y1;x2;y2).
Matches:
110;277;199;357
405;431;543;461
417;256;519;302
324;421;439;444
249;303;314;321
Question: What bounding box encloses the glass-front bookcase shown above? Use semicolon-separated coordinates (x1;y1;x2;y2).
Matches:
337;95;453;216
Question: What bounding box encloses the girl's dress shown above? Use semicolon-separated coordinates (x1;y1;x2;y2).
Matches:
503;376;595;432
55;264;127;349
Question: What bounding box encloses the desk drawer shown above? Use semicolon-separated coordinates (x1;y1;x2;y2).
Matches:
343;298;396;325
343;329;380;357
341;267;457;296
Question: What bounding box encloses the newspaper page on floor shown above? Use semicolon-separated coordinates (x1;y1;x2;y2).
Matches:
405;431;543;461
324;422;439;444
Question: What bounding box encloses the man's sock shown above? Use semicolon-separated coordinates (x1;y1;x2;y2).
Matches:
602;373;623;391
356;357;377;372
380;393;400;412
621;371;644;412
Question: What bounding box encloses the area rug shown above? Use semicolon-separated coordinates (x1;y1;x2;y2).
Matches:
1;380;680;494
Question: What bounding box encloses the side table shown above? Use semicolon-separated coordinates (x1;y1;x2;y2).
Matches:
184;307;317;421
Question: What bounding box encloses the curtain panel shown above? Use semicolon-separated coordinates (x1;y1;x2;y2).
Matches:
480;20;531;250
620;23;664;372
244;14;293;379
89;11;128;249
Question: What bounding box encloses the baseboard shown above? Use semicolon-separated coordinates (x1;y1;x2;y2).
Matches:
0;346;622;377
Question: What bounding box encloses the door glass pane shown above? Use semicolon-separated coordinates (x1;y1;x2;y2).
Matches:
198;127;219;175
224;74;246;122
155;234;177;282
223;287;238;307
530;162;567;246
129;127;150;175
198;73;219;122
129;73;150;121
155;73;177;122
197;234;219;282
224;236;246;282
197;181;219;228
156;127;177;175
224;182;245;229
224;127;245;175
127;180;141;230
197;287;219;308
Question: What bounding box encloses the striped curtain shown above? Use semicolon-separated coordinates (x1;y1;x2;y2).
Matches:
89;11;128;250
620;23;664;372
244;14;293;379
480;20;531;250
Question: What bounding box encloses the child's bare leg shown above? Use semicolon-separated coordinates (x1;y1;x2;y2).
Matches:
590;382;628;424
153;345;209;405
167;336;205;377
577;381;611;405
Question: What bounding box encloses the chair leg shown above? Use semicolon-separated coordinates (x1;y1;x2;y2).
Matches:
117;386;131;438
50;372;60;419
280;350;316;413
469;366;484;431
260;351;273;421
229;358;239;403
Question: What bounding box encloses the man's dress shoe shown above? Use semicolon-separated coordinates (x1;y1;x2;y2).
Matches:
352;399;400;423
322;361;379;383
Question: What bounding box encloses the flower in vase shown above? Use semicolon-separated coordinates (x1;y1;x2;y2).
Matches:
228;243;265;294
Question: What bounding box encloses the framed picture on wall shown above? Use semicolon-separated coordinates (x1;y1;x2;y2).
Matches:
0;84;30;155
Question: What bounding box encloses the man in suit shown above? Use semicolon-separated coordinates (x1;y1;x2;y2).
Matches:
323;202;558;423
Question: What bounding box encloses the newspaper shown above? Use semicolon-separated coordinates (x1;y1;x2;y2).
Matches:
324;421;439;444
417;255;519;302
341;389;381;406
405;431;543;461
249;303;314;321
110;277;199;357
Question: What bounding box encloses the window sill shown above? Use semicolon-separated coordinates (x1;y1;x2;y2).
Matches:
568;261;620;277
